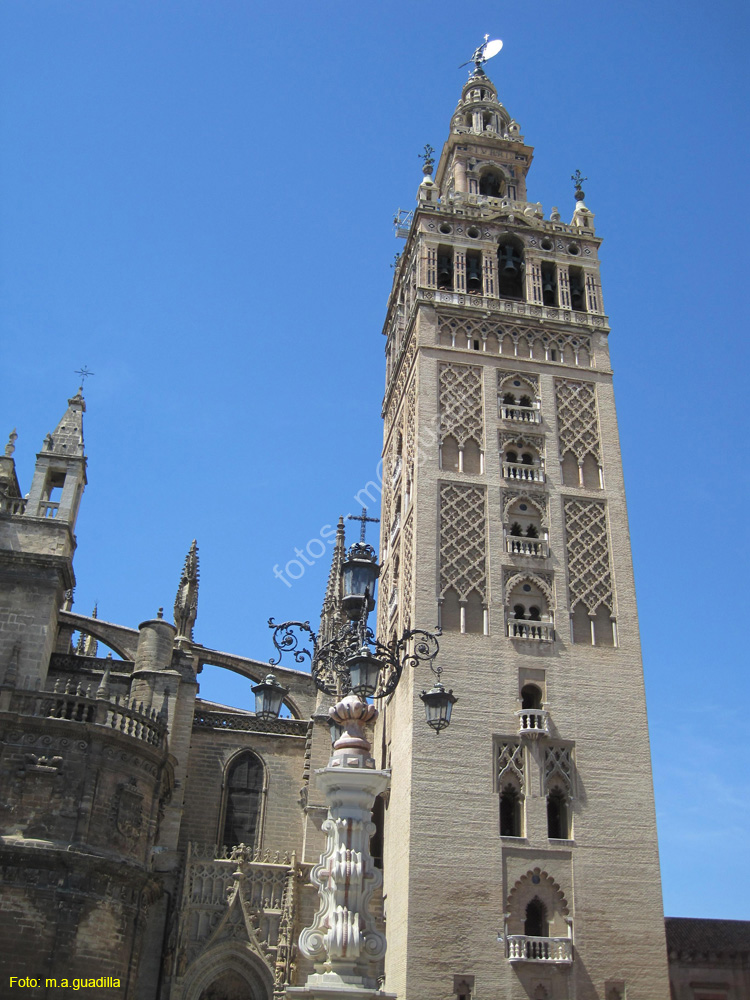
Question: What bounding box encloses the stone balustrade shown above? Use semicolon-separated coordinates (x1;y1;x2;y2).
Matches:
507;935;572;963
0;494;26;515
3;677;167;747
503;462;545;483
39;501;60;518
506;536;548;558
192;710;308;735
515;709;549;737
508;620;554;642
499;403;541;424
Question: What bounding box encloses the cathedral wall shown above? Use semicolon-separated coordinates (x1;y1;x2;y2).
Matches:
179;725;307;856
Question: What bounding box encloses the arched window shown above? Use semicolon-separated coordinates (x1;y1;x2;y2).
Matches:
500;783;522;837
479;168;504;197
524;898;549;938
547;787;570;840
521;684;542;710
222;752;264;851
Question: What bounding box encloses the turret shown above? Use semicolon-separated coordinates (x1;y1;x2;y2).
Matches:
25;387;87;525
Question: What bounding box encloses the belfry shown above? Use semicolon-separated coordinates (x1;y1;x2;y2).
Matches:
374;47;670;999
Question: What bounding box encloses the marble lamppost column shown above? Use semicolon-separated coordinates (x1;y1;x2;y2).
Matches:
287;695;394;1000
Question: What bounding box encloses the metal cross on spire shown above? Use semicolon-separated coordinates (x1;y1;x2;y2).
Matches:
347;507;380;544
74;366;95;383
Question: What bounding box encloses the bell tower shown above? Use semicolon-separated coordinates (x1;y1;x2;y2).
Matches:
376;53;668;1000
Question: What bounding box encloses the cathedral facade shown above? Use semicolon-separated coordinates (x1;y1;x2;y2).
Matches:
0;62;746;1000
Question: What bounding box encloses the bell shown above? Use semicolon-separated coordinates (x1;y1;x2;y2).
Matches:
542;274;555;294
466;262;481;291
499;245;520;275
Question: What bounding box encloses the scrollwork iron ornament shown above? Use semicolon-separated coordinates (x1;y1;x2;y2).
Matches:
268;617;442;700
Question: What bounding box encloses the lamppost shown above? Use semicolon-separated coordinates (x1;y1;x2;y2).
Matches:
263;513;456;1000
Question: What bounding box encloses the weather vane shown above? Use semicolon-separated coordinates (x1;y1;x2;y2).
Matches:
459;35;503;73
571;170;588;201
74;365;95;383
418;144;435;171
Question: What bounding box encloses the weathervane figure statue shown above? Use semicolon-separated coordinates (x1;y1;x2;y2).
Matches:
459;34;504;73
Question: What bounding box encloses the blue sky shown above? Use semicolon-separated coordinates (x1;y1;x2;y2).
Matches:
1;1;748;921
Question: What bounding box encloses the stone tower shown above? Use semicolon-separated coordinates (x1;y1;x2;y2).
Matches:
375;64;669;1000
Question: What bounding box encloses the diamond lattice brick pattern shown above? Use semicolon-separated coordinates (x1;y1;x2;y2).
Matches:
439;363;484;447
439;483;487;601
564;499;613;614
554;379;601;461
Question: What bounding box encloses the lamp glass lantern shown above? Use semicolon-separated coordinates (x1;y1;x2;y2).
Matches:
419;682;457;733
252;673;289;722
341;543;380;620
346;648;383;700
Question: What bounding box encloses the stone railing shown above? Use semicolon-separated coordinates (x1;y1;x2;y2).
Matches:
3;677;166;747
506;536;548;558
499;403;541;424
508;620;554;642
503;462;545;483
507;935;572;963
0;493;26;515
192;710;309;736
516;709;549;737
49;652;136;674
39;501;60;519
420;287;607;329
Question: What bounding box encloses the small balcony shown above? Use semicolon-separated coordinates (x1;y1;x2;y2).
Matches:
499;403;541;424
515;709;549;737
503;462;544;483
508;620;554;642
39;501;60;518
392;456;403;488
506;536;548;558
507;936;572;963
388;587;399;619
390;513;401;544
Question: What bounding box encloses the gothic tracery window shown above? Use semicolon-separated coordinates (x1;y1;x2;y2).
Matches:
221;751;264;851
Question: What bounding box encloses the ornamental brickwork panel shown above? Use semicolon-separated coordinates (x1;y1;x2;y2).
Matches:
439;363;483;447
554;379;601;461
400;509;414;633
544;745;573;792
497;741;524;786
564;499;613;614
439;483;487;601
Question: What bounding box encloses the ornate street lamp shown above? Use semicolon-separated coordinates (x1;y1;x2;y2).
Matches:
269;510;456;995
251;672;289;722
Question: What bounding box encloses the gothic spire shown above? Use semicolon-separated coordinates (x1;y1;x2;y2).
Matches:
45;387;86;458
174;540;199;641
319;517;345;646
